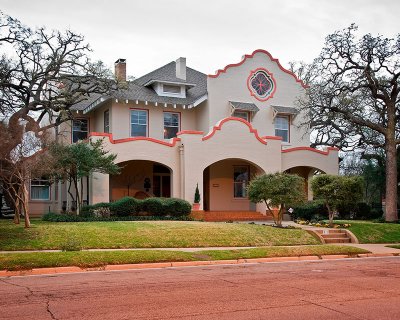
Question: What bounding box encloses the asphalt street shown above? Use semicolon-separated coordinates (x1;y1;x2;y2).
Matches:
1;257;399;319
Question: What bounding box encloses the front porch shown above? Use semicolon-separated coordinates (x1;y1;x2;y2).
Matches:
191;210;274;222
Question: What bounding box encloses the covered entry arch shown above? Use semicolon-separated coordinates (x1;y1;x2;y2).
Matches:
202;157;266;212
110;160;174;201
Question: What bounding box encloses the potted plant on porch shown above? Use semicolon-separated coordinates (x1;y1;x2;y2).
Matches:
192;183;201;211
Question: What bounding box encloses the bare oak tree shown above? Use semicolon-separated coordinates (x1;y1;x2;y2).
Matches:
295;25;399;221
0;12;116;226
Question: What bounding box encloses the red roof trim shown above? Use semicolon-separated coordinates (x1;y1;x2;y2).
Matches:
202;117;267;145
89;132;181;147
281;146;339;155
208;49;309;89
176;130;204;136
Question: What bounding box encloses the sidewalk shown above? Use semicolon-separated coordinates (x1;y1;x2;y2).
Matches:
1;243;399;254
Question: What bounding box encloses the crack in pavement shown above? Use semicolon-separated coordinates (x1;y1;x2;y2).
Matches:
0;278;34;298
301;299;367;320
46;299;58;320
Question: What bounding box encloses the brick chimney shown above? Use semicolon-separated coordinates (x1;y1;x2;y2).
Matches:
176;57;186;80
115;58;126;82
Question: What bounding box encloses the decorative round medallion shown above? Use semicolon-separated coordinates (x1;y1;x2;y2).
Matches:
247;68;276;101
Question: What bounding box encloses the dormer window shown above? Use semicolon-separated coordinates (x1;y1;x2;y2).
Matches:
163;84;181;94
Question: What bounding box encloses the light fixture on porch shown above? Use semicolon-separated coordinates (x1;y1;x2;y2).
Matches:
144;178;151;192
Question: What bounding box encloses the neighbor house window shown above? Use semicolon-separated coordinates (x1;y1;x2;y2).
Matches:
130;109;148;137
163;84;181;94
233;166;249;198
30;179;50;200
104;110;109;133
233;110;250;122
72;119;89;143
163;112;180;139
275;116;290;142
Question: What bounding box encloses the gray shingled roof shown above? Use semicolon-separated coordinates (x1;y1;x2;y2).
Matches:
71;61;207;112
271;105;299;114
229;101;260;113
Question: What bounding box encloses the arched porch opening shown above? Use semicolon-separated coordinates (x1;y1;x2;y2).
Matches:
202;158;265;212
284;166;325;200
110;160;172;201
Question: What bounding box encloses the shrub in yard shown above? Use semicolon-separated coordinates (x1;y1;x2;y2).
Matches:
163;198;192;217
142;197;164;216
110;197;141;216
292;200;328;221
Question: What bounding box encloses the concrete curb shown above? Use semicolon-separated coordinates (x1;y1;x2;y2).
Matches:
0;253;399;278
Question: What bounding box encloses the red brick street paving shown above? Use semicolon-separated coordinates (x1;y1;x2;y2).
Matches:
0;257;399;319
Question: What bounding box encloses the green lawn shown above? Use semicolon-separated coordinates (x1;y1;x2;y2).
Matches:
0;245;368;271
386;244;400;249
335;220;400;244
0;220;319;251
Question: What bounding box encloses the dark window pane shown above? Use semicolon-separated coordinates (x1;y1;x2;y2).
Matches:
164;126;179;139
131;124;147;137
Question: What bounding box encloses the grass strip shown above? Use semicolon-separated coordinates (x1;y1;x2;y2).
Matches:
0;245;369;271
333;220;400;244
0;220;319;250
386;244;400;249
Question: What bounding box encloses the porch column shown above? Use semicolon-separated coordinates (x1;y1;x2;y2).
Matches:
90;172;110;204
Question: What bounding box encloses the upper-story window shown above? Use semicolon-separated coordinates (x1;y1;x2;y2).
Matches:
72;119;89;143
30;179;50;200
233;111;250;122
104;110;109;133
163;84;181;94
131;109;148;137
275;116;290;142
164;112;180;139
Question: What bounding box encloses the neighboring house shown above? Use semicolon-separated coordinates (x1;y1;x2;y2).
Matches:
28;49;338;216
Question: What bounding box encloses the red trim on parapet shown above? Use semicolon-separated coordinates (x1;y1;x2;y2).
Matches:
208;49;309;89
281;146;339;155
202;117;267;145
89;132;181;147
176;130;204;136
261;136;283;141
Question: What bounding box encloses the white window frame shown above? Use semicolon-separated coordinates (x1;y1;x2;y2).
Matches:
233;110;250;122
30;179;50;201
233;165;249;199
130;109;148;137
274;115;290;143
163;112;180;139
72;119;89;143
104;110;110;133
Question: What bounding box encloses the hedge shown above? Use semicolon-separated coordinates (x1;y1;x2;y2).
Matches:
291;200;328;221
57;196;192;219
42;212;195;222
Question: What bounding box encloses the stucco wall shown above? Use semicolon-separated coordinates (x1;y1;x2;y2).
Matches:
207;50;310;147
107;101;197;140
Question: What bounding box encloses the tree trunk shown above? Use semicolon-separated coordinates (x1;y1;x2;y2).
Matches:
385;139;398;221
13;198;20;224
22;183;30;228
265;202;279;226
276;205;284;228
327;203;334;227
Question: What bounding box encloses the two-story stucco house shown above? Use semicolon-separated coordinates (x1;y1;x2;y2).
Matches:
28;49;338;218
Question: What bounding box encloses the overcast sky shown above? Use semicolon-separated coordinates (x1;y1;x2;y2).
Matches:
1;0;399;78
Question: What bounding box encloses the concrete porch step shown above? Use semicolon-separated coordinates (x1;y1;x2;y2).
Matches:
321;233;348;239
315;229;346;234
323;238;352;244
